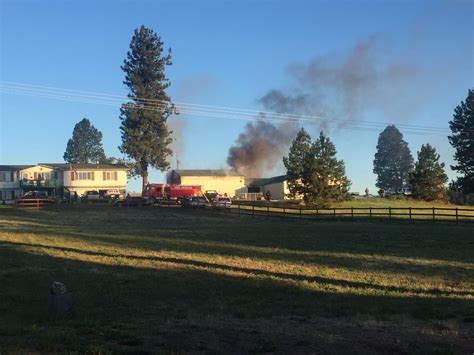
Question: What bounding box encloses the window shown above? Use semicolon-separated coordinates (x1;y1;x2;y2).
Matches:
0;172;12;182
103;171;117;181
77;172;94;180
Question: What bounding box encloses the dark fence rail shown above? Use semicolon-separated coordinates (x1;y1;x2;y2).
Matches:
229;204;474;223
15;198;56;207
9;200;474;223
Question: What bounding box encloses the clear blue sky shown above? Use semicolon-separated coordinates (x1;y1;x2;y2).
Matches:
1;0;473;193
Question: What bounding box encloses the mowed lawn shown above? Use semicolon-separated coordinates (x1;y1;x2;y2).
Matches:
0;206;473;353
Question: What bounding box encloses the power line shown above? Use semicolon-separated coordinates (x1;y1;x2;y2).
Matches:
1;80;450;131
0;81;453;136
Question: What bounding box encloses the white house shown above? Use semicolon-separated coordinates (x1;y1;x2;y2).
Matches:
0;163;128;201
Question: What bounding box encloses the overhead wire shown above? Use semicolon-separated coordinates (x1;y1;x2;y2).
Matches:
0;81;453;136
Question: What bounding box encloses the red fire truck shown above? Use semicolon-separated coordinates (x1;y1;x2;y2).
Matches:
144;184;203;204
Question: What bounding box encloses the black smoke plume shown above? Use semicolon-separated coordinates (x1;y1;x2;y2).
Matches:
226;116;298;177
228;36;419;176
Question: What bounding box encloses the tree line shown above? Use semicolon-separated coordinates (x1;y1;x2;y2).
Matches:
62;25;473;203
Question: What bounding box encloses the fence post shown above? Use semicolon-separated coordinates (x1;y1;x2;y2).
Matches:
389;207;391;220
432;207;435;222
283;208;286;218
369;207;372;218
409;207;412;221
267;206;270;219
456;207;458;224
299;207;302;220
333;208;336;219
238;203;240;217
37;199;39;209
351;207;354;220
252;205;255;216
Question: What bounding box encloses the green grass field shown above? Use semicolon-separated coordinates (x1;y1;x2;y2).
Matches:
0;206;473;353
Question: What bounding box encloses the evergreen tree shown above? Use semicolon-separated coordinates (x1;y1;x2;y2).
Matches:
63;118;107;164
284;130;350;206
304;131;350;206
373;125;414;191
283;127;311;198
409;144;448;201
119;26;175;193
448;89;474;193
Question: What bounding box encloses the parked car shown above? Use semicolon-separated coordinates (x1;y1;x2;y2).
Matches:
82;190;104;203
385;187;412;197
213;196;232;209
182;196;208;209
103;189;123;200
204;190;218;202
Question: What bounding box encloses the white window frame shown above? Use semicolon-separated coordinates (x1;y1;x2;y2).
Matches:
78;172;92;180
104;171;116;181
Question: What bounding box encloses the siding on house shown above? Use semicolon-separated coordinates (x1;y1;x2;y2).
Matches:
64;167;127;196
0;163;128;199
167;169;245;197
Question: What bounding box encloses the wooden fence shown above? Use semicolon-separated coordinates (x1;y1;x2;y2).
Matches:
11;199;474;223
15;198;56;208
228;204;474;223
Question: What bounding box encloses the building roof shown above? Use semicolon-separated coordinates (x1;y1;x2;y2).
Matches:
0;165;34;172
0;163;127;171
38;163;128;170
172;169;244;177
249;175;289;187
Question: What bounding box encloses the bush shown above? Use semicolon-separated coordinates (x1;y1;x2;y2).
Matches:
447;191;474;205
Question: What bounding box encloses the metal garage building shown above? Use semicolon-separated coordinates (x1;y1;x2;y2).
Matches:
247;175;290;200
167;169;245;198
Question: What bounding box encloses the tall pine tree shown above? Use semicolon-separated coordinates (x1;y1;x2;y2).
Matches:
119;26;175;193
63;118;107;164
409;144;448;201
283;127;311;199
448;89;474;194
304;132;350;206
373;125;413;191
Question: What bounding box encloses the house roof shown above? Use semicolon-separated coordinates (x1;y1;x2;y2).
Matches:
38;163;128;170
0;163;127;171
249;175;288;187
172;169;244;177
0;165;34;172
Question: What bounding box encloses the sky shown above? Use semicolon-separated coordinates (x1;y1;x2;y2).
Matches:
0;0;473;193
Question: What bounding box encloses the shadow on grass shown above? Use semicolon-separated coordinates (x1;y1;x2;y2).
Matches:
2;240;473;299
1;245;473;353
2;207;474;352
1;211;473;283
2;206;474;257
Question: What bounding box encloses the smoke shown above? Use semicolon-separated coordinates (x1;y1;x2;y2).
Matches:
260;35;419;123
169;74;217;168
227;115;298;177
227;35;421;176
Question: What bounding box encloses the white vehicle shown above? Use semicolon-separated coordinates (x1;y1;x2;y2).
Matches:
104;189;123;200
213;196;232;209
